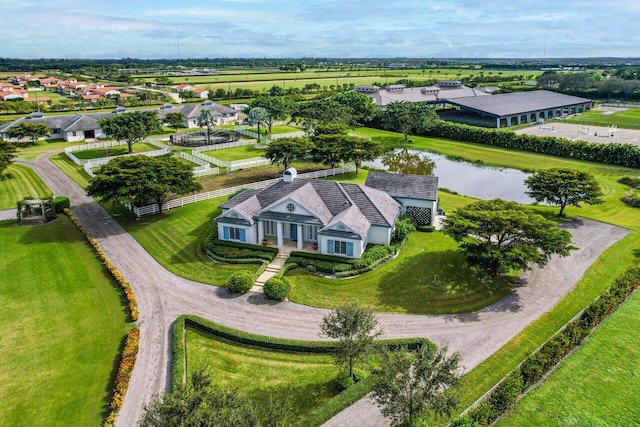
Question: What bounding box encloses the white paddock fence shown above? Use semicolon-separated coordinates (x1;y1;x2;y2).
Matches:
192;142;270;171
129;165;357;217
178;151;220;177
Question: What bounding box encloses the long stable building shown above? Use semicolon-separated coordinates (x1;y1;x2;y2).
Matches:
446;90;593;128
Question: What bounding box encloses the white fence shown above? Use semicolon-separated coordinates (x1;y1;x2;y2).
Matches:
235;127;261;140
66;139;170;166
192;139;257;152
130;165;357;217
270;130;305;140
234;126;305;142
179;151;220;177
192;143;270;171
83;148;171;177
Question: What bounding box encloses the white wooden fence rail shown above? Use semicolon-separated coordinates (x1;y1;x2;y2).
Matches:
130;165;356;217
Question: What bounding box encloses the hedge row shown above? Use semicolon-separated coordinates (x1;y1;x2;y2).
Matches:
203;229;278;262
426;121;640;168
286;244;398;277
104;327;140;427
454;262;640;426
621;191;640;208
63;209;139;321
171;314;433;389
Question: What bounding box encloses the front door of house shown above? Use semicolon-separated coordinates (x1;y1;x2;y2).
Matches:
290;223;297;240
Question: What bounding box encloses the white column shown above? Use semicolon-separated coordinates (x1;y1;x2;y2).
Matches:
297;224;303;250
257;220;264;243
276;221;283;247
496;117;501;128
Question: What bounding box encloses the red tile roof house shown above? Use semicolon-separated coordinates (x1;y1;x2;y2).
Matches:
216;169;438;258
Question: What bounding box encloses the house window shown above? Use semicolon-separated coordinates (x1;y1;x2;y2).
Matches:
223;226;245;242
334;240;347;254
327;239;354;256
72;131;77;136
286;203;295;212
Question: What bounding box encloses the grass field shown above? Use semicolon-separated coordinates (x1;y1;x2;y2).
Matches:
288;230;512;314
202;144;266;161
185;328;339;422
566;107;640;129
246;124;302;135
496;275;640;426
0;164;52;210
70;142;159;160
50;152;92;188
116;198;257;286
0;217;130;426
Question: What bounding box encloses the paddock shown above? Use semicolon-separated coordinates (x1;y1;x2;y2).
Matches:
515;122;640;147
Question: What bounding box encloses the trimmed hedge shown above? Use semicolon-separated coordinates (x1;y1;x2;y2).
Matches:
456;261;640;426
104;327;140;427
53;196;70;213
286;243;398;278
621;190;640;208
203;229;278;262
226;271;254;294
171;314;434;390
263;277;291;301
426;121;640;168
618;176;640;189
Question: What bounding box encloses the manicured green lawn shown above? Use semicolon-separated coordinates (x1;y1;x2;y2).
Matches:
116;198;257;286
0;164;52;210
50;152;92;188
247;124;301;135
17;139;85;152
202;144;266;161
288;231;513;314
496;277;640;426
0;217;129;426
70;142;159;159
186;328;340;422
566;107;640;128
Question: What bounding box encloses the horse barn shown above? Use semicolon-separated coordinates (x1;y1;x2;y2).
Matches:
442;90;593;128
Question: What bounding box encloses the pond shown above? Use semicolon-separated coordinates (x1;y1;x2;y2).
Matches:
364;149;535;204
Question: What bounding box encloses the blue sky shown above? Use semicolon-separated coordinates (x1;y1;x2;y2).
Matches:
2;0;639;59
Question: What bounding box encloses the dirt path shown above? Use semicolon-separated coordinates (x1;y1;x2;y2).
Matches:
22;153;631;427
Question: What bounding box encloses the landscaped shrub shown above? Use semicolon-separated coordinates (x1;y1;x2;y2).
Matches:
53;196;70;213
336;374;354;392
392;217;416;243
416;225;436;232
203;229;277;262
104;327;140;427
226;271;255;294
618;176;640;188
487;371;524;417
621;190;640;208
263;277;291;301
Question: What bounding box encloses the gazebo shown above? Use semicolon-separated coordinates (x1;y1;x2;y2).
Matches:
17;198;56;225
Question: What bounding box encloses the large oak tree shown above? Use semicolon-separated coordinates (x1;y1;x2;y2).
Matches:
7;122;50;146
443;199;575;276
86;155;202;214
263;137;313;170
381;101;438;141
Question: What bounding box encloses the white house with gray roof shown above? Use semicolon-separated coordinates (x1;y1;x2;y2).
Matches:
157;101;237;128
0;111;112;142
216;169;438;258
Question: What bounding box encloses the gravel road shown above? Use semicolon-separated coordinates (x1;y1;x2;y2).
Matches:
20;154;631;427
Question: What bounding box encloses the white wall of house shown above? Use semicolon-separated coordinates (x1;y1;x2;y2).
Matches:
217;223;256;244
64;130;87;142
397;197;438;225
368;225;393;245
318;234;364;258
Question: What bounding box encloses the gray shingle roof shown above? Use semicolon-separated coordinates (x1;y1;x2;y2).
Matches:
219;176;402;239
447;90;593;118
365;171;438;201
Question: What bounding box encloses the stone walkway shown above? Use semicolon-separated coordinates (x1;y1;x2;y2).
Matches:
251;248;291;292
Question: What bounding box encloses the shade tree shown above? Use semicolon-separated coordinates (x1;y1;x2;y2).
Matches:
6;122;50;146
98;110;162;154
443;199;575;276
247;107;269;142
164;111;185;132
525;168;604;216
86;155;202;214
320;302;383;379
263;137;313;170
381;101;438;141
250;95;292;132
0;139;17;176
372;345;461;427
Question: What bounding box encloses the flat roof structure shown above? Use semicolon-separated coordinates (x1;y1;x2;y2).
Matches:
445;90;593;128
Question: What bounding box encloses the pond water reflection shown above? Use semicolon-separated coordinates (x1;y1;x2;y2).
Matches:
365;149;535;204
